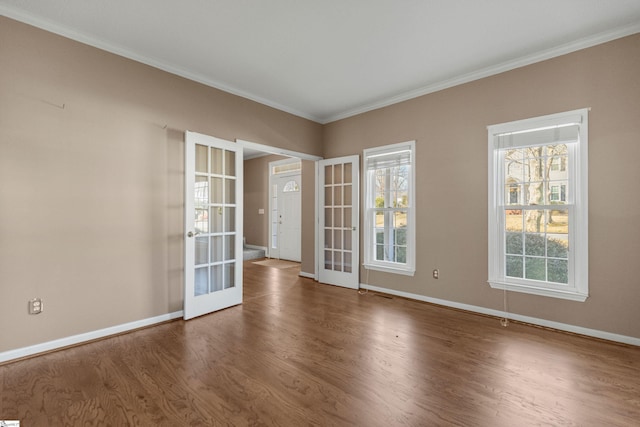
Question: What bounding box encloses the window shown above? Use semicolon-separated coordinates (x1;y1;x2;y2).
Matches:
282;180;300;192
488;109;588;301
364;141;415;275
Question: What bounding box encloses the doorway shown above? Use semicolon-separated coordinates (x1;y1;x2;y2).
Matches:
269;159;302;262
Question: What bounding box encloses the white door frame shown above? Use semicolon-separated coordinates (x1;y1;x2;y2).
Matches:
237;139;321;276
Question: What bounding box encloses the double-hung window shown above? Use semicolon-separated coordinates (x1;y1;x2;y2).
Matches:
488;109;588;301
363;141;415;276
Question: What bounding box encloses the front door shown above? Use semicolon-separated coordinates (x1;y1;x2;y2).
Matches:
276;174;301;262
184;131;243;320
318;156;360;289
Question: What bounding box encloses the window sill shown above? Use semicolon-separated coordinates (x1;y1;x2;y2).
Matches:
364;263;415;276
488;280;588;302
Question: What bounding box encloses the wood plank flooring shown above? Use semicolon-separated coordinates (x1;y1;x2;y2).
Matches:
1;261;639;426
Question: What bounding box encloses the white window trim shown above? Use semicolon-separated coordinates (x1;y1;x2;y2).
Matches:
363;141;416;276
487;108;589;301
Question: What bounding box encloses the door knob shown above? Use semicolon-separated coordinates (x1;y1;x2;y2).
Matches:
187;231;201;238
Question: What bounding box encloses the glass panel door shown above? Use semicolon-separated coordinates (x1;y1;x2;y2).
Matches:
318;155;359;289
184;131;243;320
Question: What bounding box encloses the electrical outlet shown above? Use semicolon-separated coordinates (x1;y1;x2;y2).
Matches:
433;269;439;279
28;298;43;315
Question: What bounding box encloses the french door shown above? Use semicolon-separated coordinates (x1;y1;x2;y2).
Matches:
318;156;359;289
184;131;243;320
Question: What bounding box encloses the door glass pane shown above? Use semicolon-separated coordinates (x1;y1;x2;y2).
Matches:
224;263;235;289
324;250;332;270
334;251;342;272
225;179;235;204
224;207;235;232
325;165;333;185
334;186;342;205
344;184;352;205
324;208;332;227
344;230;352;251
344;207;352;228
195;237;208;265
211;236;223;262
196;144;208;173
195;176;209;206
334;230;342;250
324;229;332;248
211;148;223;175
196;208;208;233
344;163;352;184
324;187;332;206
344;252;352;273
210;207;223;232
195;267;208;296
334;207;342;227
334;164;342;184
225;150;235;177
211;265;223;292
225;235;235;261
211;177;223;203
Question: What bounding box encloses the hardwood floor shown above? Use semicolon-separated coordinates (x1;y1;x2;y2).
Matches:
1;261;639;426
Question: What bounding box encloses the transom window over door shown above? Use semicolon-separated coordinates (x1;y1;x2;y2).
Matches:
487;108;589;301
363;141;416;276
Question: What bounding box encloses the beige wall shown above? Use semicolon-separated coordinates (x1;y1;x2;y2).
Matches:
2;15;639;355
323;34;640;339
0;17;322;353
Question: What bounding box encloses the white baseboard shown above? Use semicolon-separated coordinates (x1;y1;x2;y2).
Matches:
299;271;315;279
360;284;640;347
244;244;267;252
0;311;184;364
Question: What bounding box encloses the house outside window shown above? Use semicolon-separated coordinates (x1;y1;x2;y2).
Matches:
363;141;415;276
487;109;589;301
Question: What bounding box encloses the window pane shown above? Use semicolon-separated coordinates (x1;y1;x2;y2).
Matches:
505;232;522;255
505;210;523;232
524;210;546;233
525;233;545;256
324;186;332;206
506;256;523;278
548;259;568;284
343;230;352;251
548;209;568;234
324;250;332;270
525;257;546;281
547;234;568;258
324;228;332;248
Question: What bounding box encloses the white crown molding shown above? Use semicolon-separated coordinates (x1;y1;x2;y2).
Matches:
0;5;322;123
359;284;640;347
2;6;639;124
322;21;640;123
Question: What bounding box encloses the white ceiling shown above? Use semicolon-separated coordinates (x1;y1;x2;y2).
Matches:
2;1;640;124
